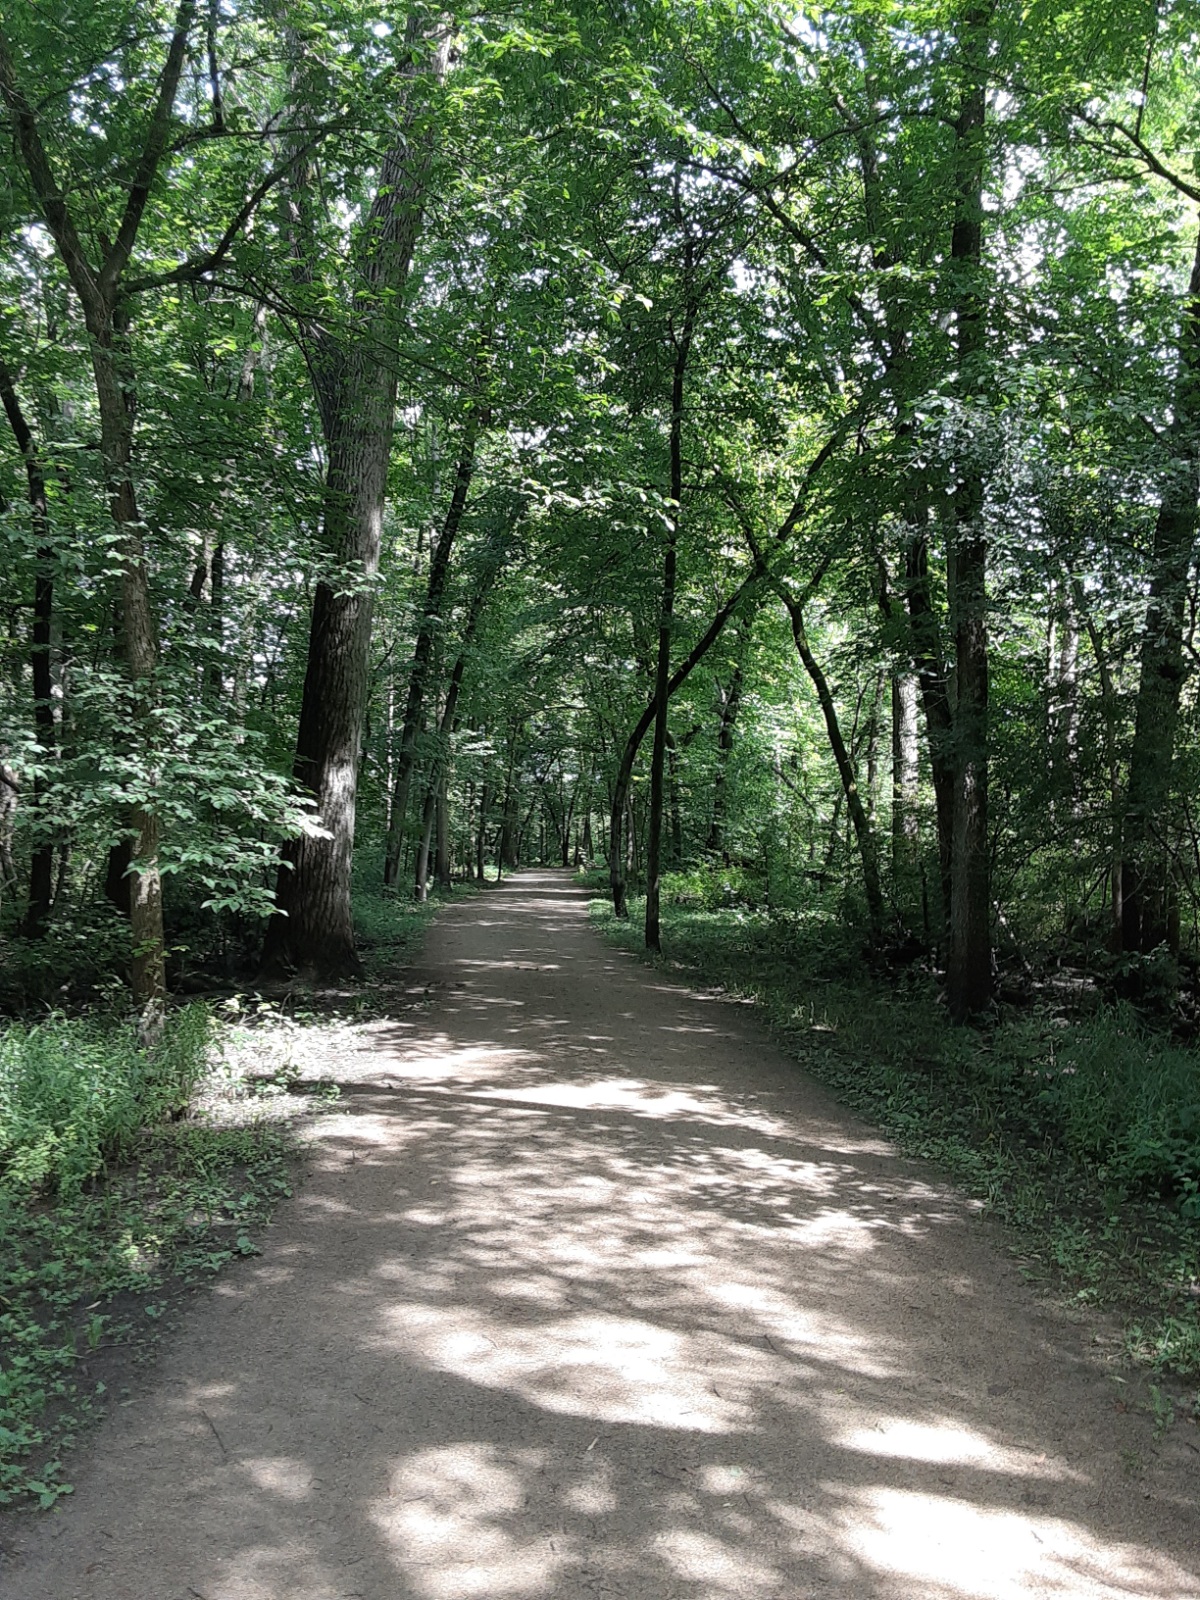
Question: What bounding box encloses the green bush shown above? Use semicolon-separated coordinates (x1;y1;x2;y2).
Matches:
1036;1008;1200;1210
0;1006;210;1197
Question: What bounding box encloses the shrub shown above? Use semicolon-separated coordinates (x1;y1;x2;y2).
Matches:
1037;1008;1200;1211
0;1005;210;1196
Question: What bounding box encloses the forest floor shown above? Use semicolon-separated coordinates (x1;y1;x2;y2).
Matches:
2;868;1199;1600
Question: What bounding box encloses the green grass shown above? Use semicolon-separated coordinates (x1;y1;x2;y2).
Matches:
588;872;1200;1397
0;1007;298;1509
0;872;461;1509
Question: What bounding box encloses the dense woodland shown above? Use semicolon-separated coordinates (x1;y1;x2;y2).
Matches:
2;1;1200;1023
5;1;1200;1504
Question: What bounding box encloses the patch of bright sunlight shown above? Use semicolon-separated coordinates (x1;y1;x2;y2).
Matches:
652;1526;781;1591
372;1444;569;1599
369;1306;762;1430
471;1076;795;1134
836;1416;1080;1478
239;1456;314;1502
836;1486;1200;1600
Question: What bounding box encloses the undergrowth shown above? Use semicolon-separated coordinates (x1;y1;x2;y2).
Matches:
0;1006;299;1509
587;870;1200;1397
0;878;450;1510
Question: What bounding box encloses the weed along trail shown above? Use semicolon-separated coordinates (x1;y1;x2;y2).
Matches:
5;870;1199;1600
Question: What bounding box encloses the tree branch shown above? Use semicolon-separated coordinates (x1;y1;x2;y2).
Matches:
100;0;198;296
0;26;101;316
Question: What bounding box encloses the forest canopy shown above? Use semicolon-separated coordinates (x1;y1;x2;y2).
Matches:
2;0;1200;1030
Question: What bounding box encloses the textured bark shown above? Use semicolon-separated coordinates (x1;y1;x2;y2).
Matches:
1120;223;1200;954
0;355;56;937
264;21;449;976
946;1;994;1023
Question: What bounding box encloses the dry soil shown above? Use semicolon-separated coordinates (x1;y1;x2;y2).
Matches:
3;869;1199;1599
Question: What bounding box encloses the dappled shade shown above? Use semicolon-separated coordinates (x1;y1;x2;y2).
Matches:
10;873;1198;1600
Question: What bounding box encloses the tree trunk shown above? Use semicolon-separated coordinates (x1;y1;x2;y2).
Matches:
264;390;395;976
902;532;954;933
666;733;684;868
475;778;491;882
707;633;746;857
0;11;199;1027
383;416;479;887
782;595;885;939
864;670;885;825
609;571;758;915
1120;223;1200;954
0;355;56;937
646;289;696;954
414;779;437;902
264;21;449;976
946;1;994;1022
891;673;920;885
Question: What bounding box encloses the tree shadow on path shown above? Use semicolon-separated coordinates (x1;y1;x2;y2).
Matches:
7;871;1199;1600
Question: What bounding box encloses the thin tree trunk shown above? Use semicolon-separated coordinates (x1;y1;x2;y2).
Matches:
1120;221;1200;954
383;416;480;887
1072;578;1123;951
609;572;758;915
0;356;56;937
0;8;198;1030
646;287;697;953
781;596;885;939
946;1;994;1022
903;532;954;933
707;631;746;857
891;673;920;884
864;669;885;824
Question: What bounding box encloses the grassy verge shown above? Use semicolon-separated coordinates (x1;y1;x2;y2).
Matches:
587;873;1200;1409
0;1006;316;1509
0;877;456;1510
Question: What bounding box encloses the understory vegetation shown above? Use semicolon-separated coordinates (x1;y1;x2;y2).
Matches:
0;884;442;1509
591;868;1200;1400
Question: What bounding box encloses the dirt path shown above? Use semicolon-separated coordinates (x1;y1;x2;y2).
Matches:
5;870;1199;1599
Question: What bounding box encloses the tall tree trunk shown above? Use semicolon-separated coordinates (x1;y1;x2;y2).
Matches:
646;289;696;954
781;595;885;939
0;356;56;938
891;673;920;885
1066;578;1122;946
474;780;489;883
264;22;449;975
1120;223;1200;954
609;572;758;915
707;631;746;857
946;1;994;1022
264;367;398;975
665;734;684;868
412;588;488;900
383;416;479;887
864;669;885;824
903;532;955;934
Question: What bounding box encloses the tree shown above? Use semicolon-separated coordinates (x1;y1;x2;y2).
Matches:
262;12;452;976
